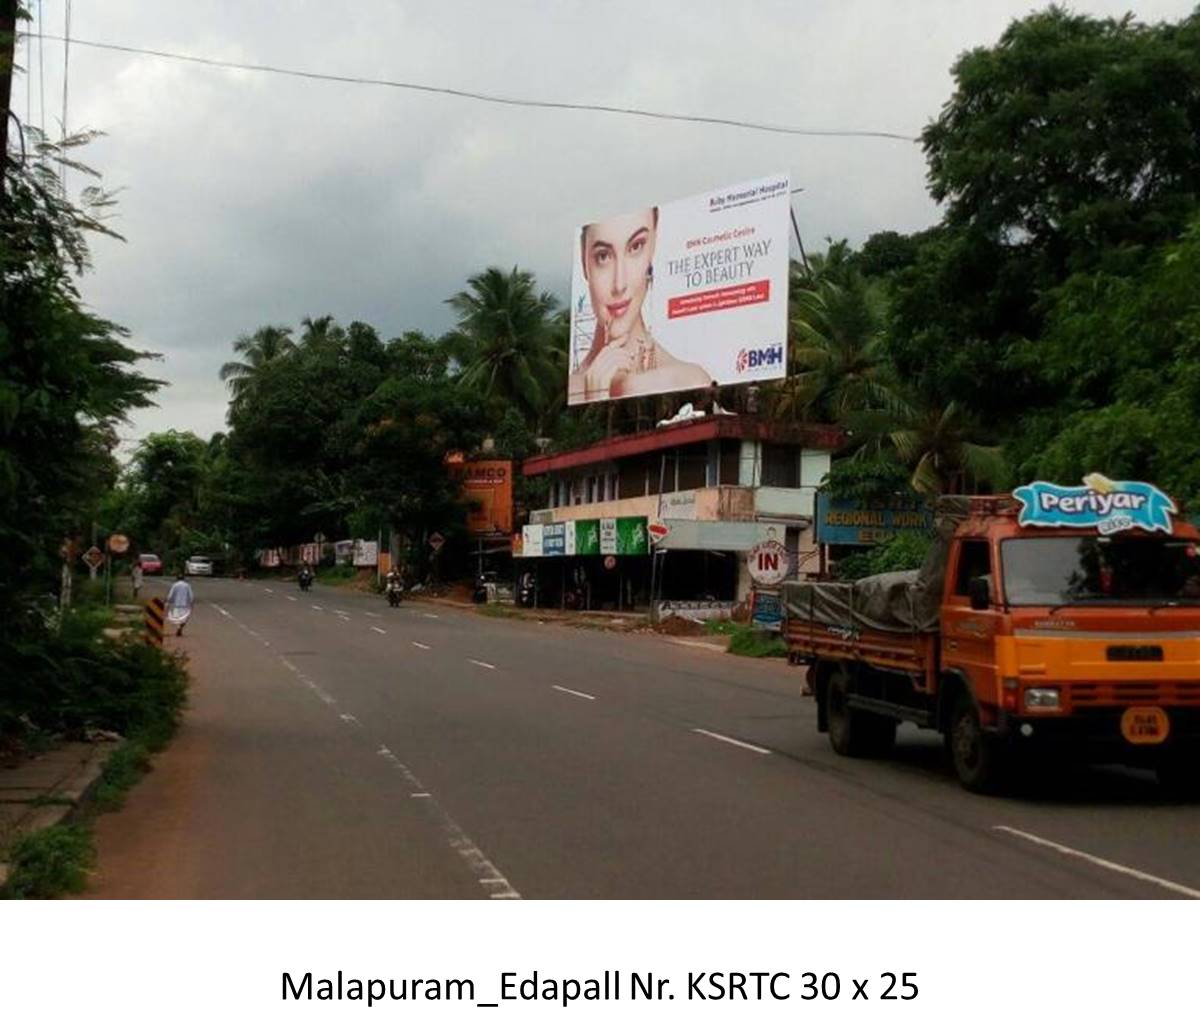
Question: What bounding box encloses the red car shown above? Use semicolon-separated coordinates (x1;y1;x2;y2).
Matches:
138;553;163;575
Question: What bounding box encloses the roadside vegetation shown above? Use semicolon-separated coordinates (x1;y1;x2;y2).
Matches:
0;32;189;895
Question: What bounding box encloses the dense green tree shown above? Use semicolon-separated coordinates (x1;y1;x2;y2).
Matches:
218;324;294;416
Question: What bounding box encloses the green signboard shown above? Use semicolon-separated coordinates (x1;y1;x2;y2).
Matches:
615;517;648;555
573;519;600;555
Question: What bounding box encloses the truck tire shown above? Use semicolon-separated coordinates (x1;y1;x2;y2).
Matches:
947;692;1008;794
826;667;895;758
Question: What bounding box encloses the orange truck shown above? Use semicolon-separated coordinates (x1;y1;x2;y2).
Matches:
784;480;1200;793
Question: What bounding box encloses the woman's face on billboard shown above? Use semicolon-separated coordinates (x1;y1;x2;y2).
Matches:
582;209;656;341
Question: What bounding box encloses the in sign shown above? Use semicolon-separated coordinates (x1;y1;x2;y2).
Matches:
747;539;789;587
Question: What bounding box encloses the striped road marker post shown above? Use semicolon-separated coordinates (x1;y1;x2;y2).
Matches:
144;596;165;646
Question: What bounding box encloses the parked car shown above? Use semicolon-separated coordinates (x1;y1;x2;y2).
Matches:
185;555;214;577
138;553;163;575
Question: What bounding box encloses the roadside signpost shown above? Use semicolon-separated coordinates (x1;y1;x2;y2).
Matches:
107;533;130;554
747;538;789;587
428;531;446;554
82;545;104;580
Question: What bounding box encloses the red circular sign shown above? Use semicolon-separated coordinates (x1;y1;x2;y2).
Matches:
747;539;789;586
603;555;617;570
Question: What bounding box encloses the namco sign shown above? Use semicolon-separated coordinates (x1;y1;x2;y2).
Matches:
747;537;789;586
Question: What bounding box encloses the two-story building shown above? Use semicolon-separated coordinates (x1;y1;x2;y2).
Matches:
515;413;842;618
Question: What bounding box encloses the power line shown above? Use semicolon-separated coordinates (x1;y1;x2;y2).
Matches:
60;0;70;188
37;34;918;143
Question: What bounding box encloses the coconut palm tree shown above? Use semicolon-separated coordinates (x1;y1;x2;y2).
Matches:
219;325;294;412
447;267;559;426
770;276;895;422
849;394;1008;496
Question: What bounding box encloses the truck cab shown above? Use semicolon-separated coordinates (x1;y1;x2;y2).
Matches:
942;497;1200;787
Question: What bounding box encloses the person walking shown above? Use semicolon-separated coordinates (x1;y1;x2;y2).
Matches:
165;572;195;637
130;560;144;600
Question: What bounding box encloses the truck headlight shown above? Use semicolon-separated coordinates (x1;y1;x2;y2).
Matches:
1024;687;1061;711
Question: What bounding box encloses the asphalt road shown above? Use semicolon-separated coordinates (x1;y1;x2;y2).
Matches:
84;577;1200;899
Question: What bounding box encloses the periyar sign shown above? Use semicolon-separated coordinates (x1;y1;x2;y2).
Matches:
568;173;790;405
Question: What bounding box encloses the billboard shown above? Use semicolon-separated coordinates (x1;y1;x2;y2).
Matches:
568;173;790;405
453;459;514;535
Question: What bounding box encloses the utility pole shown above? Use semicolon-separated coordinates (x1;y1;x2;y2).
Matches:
0;0;18;196
790;187;811;274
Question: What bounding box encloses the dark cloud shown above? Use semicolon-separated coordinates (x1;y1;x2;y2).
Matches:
16;0;1195;446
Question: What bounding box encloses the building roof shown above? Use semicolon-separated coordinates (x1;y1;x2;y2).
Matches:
523;415;843;477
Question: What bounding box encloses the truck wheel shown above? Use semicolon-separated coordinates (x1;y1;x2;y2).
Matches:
948;693;1007;794
826;667;895;758
1157;755;1200;801
826;667;866;756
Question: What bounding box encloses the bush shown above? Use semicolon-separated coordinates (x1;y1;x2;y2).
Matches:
2;825;94;899
728;627;788;658
0;604;187;745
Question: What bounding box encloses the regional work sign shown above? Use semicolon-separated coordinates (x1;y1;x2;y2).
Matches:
815;493;934;545
568;173;790;405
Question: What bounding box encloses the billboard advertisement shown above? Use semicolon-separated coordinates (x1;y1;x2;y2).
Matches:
451;459;514;535
568;173;791;405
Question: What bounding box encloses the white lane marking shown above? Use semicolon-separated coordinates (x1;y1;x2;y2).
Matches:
334;609;352;616
339;713;361;727
213;605;231;617
994;825;1200;899
469;659;496;670
375;744;519;900
364;611;382;618
553;684;595;701
668;638;726;652
371;626;387;635
311;605;323;611
423;612;440;619
692;728;772;756
411;641;431;650
338;614;351;622
263;588;274;594
286;595;297;602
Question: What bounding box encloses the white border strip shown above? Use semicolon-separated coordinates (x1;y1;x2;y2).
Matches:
692;728;771;755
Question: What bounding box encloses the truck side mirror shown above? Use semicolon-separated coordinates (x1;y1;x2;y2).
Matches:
968;575;991;611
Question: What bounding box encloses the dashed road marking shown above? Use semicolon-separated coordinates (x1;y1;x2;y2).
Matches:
365;611;381;618
422;612;440;619
311;605;323;611
692;728;772;756
469;659;496;670
412;641;431;650
994;825;1200;899
375;743;519;900
553;684;595;701
286;595;297;601
263;588;274;594
371;627;387;634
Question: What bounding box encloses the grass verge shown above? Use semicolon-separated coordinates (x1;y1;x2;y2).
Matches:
727;626;789;658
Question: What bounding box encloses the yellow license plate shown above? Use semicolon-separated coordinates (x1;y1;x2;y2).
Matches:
1121;706;1170;745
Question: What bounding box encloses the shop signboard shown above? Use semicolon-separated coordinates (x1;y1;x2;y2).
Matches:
522;524;544;558
568;173;790;405
457;459;514;534
543;522;567;556
815;493;934;545
573;519;600;555
599;518;618;555
616;517;648;555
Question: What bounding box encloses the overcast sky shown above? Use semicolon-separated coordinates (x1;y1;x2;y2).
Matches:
15;0;1197;449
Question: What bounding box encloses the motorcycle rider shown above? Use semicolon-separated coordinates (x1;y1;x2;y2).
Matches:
298;563;313;590
385;566;403;606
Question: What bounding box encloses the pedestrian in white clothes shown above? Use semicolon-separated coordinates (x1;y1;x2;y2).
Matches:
165;573;194;637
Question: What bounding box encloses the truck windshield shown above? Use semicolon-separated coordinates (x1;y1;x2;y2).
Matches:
1000;536;1200;606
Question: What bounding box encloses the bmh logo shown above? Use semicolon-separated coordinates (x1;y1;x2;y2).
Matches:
734;344;784;374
